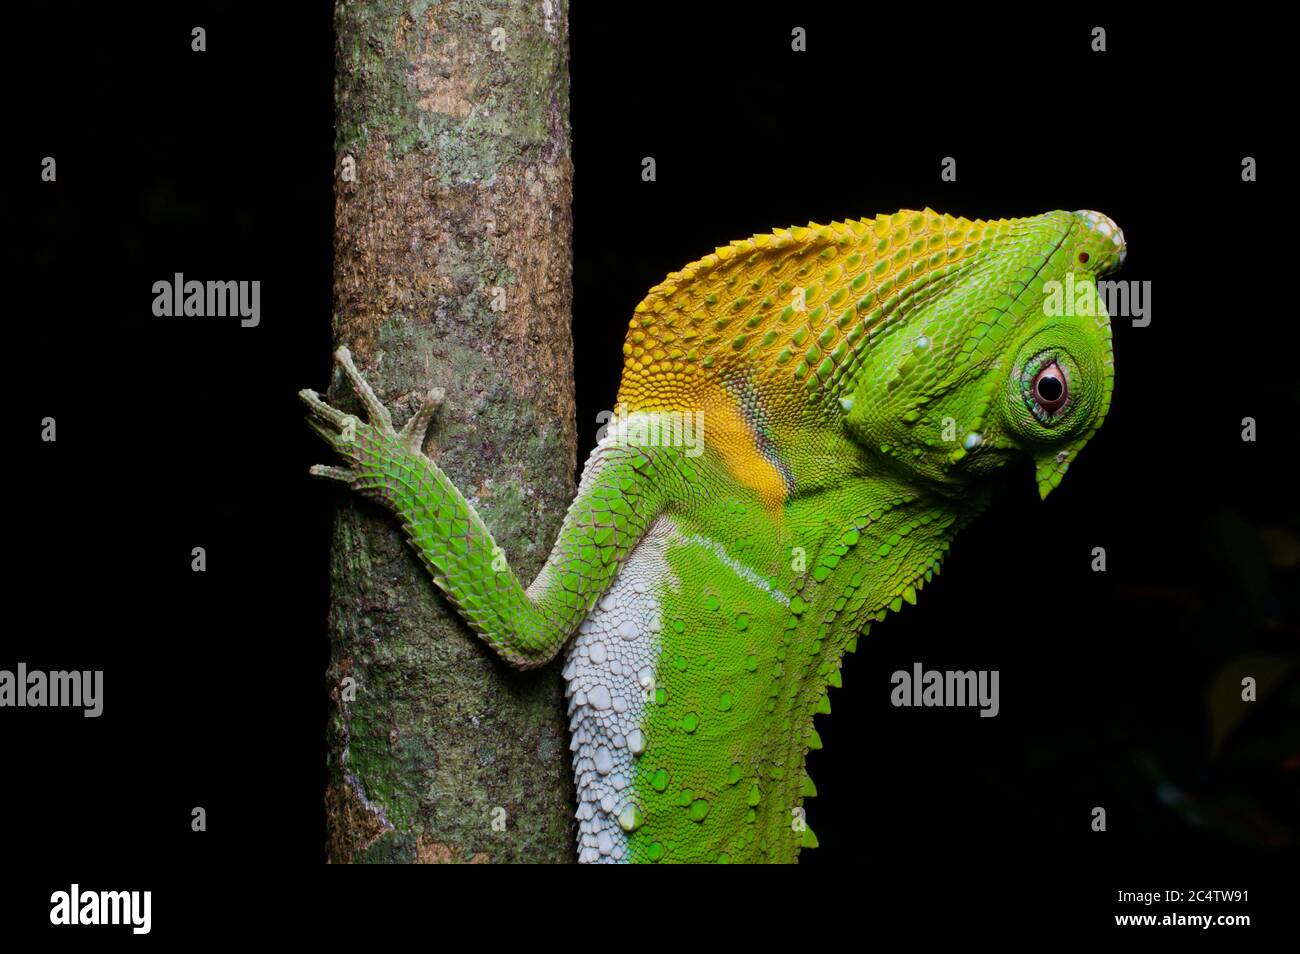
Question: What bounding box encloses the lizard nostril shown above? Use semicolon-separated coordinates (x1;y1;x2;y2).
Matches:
1074;210;1127;267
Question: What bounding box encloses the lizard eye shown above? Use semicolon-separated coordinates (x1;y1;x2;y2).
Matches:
1032;362;1069;415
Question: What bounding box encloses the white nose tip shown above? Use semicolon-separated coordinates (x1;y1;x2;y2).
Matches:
1074;209;1127;265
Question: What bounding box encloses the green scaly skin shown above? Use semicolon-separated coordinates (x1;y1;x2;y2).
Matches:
302;208;1125;863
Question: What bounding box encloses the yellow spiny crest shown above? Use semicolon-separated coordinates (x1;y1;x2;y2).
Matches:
616;209;1008;418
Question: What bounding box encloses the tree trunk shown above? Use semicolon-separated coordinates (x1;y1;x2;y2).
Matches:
325;0;575;863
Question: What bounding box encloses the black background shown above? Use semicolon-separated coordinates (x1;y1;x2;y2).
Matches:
6;1;1295;936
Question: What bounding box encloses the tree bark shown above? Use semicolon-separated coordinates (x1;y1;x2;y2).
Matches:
325;0;575;863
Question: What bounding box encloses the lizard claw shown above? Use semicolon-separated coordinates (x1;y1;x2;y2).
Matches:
300;385;365;475
333;347;394;436
398;386;446;453
308;464;359;484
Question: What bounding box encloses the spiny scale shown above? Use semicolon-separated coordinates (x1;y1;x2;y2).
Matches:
619;209;1023;419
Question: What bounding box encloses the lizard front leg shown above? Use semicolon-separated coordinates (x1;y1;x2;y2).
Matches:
301;347;671;669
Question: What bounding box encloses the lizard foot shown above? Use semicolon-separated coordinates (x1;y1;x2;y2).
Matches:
300;346;445;486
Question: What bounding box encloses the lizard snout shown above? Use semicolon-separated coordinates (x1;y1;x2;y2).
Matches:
1073;209;1127;271
1076;207;1128;270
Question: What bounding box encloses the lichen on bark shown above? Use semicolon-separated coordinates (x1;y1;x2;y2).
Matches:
325;0;575;863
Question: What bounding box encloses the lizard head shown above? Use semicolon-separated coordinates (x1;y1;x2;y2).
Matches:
841;209;1122;499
